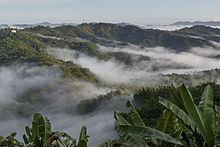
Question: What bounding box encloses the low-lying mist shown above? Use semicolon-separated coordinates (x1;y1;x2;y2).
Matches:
47;43;220;87
0;65;128;146
1;41;220;146
48;48;151;85
99;45;220;70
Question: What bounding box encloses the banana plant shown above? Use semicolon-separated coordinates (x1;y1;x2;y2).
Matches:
114;101;182;147
0;113;89;147
22;113;89;147
159;84;220;147
156;109;183;147
0;133;23;147
77;126;89;147
22;113;74;147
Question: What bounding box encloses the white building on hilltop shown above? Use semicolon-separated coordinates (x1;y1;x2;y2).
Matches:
11;30;17;33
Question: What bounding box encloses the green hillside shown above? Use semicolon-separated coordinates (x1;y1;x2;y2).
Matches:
27;23;216;51
0;29;98;82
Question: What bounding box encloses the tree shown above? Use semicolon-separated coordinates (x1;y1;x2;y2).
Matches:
159;84;220;146
113;101;181;147
0;113;89;147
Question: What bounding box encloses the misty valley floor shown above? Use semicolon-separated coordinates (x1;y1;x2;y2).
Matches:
1;44;220;146
1;24;220;146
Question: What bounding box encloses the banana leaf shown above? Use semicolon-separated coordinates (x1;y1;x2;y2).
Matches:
198;85;214;129
33;114;51;147
156;110;178;147
119;125;182;145
115;112;147;147
179;85;214;146
159;97;196;131
77;126;89;147
126;101;145;127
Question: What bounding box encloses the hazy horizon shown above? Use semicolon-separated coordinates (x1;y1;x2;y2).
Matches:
1;0;220;24
2;19;220;26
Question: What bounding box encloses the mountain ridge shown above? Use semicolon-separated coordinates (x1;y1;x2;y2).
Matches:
172;21;220;26
28;23;219;51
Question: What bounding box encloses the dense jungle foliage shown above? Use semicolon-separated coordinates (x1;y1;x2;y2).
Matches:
2;83;220;147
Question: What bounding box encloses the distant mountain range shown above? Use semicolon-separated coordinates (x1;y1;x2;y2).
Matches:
2;21;220;31
172;21;220;26
0;22;77;29
1;22;220;82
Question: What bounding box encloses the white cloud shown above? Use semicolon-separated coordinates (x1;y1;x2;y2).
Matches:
1;42;220;146
0;64;124;146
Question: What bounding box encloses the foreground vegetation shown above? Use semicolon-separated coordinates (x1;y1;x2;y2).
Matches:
0;113;89;147
111;84;220;147
1;83;220;147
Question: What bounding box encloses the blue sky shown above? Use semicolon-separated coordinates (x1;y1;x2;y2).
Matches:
0;0;219;24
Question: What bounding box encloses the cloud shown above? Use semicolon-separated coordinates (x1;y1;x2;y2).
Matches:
47;48;152;86
0;64;123;146
1;42;220;146
0;65;61;105
99;45;220;71
47;44;220;87
190;47;220;57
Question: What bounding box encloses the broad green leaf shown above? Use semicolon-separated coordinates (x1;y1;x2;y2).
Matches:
119;125;182;145
215;106;220;134
126;101;145;127
23;135;29;144
23;126;32;144
171;94;186;113
156;110;178;147
180;85;214;146
159;98;196;131
77;126;89;147
114;111;131;125
157;109;177;134
30;113;52;147
115;112;147;147
118;130;147;147
198;85;214;128
38;114;51;147
32;113;42;145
